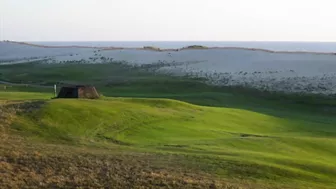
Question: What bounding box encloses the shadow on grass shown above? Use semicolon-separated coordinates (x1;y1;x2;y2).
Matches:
2;62;336;135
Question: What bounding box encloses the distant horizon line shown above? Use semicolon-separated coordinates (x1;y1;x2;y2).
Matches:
4;40;336;55
4;40;336;43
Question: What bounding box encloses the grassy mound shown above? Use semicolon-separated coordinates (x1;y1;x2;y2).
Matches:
8;98;336;188
182;45;209;49
1;62;336;188
143;46;161;51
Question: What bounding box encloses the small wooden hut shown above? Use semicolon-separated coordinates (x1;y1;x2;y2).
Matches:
57;85;99;99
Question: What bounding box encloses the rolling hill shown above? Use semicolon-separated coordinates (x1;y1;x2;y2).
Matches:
0;54;336;188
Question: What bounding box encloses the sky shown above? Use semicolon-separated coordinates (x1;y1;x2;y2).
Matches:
1;0;336;41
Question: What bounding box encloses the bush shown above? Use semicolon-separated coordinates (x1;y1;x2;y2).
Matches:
143;46;161;51
182;45;208;49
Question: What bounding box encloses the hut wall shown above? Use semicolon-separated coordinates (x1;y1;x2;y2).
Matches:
78;86;99;99
57;87;78;98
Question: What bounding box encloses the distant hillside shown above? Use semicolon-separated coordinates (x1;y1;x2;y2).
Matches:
1;41;336;95
4;40;336;54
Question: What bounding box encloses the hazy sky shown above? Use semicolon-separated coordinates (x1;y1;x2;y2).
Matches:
1;0;336;41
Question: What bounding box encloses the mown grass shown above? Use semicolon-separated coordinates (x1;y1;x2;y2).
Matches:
2;97;336;188
1;62;336;188
0;91;52;100
1;62;336;111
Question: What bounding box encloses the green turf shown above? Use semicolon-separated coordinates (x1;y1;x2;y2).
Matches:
1;62;336;188
0;91;52;100
10;98;336;188
2;62;336;111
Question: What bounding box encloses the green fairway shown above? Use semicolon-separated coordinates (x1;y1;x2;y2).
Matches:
1;62;336;189
0;91;52;100
6;97;336;188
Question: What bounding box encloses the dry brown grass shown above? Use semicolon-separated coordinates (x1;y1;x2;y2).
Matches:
1;135;255;189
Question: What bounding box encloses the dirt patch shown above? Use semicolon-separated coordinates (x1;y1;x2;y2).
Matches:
223;131;271;138
97;135;131;146
239;133;270;138
163;144;189;148
4;101;46;114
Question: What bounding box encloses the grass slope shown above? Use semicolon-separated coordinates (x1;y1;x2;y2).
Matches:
9;98;336;188
1;62;336;188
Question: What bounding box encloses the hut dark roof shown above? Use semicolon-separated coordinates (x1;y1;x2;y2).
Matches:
57;85;99;99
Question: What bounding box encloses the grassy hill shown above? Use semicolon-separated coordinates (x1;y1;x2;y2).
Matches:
1;62;336;188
